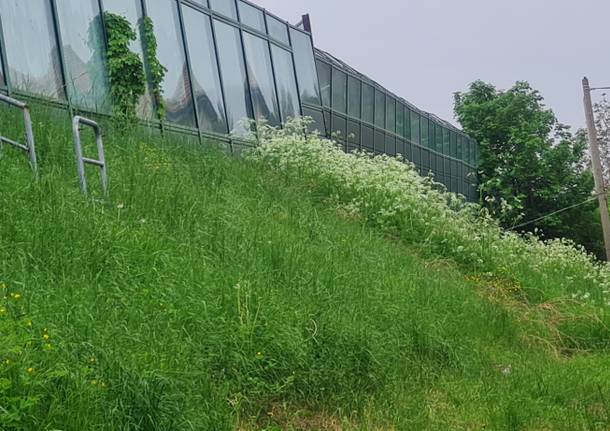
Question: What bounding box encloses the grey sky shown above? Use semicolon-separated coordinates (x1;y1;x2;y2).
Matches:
255;0;610;131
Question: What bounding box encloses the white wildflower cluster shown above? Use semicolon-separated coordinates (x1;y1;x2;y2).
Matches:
249;118;610;307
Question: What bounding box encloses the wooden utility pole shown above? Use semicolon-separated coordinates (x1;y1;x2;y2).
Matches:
583;77;610;261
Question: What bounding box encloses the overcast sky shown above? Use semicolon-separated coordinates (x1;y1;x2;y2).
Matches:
255;0;610;130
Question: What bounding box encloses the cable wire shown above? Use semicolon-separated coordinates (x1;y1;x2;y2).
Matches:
509;192;606;231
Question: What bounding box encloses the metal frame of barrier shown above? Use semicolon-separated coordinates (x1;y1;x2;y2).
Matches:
0;93;37;173
72;115;108;196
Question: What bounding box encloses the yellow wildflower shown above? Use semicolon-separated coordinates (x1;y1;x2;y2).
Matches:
43;334;49;341
26;367;33;374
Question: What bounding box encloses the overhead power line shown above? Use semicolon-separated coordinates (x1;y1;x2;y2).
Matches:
509;193;604;231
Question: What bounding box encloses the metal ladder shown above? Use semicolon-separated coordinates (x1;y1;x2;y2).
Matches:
0;93;37;173
72;116;108;196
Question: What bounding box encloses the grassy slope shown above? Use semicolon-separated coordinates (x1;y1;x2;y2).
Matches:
0;105;609;430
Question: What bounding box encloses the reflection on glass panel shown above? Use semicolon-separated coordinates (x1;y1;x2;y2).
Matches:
412;144;420;168
323;111;331;137
145;0;195;126
361;84;374;124
209;0;237;19
331;114;346;143
396;104;404;138
421;115;429;147
103;0;154;119
238;1;265;32
457;135;463;160
271;45;300;122
316;60;331;108
302;106;325;136
421;149;430;173
385;135;396;156
396;139;404;157
443;128;450;155
331;68;346;114
410;110;420;144
347;76;361;119
243;33;280;126
385;97;395;133
0;0;63;98
374;129;384;154
404;140;412;161
183;7;227;134
266;14;289;44
435;124;443;152
214;20;253;136
347;120;360;148
404;107;411;139
290;29;321;105
56;0;110;111
362;124;374;151
450;131;457;157
374;90;385;128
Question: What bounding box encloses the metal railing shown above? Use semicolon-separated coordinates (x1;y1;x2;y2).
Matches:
0;93;37;173
72;115;108;196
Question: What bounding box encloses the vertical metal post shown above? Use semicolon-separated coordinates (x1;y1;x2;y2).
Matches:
49;0;73;115
0;14;12;96
0;94;38;174
235;0;257;148
72;116;108;196
208;14;232;141
583;77;610;261
176;0;204;146
23;106;38;173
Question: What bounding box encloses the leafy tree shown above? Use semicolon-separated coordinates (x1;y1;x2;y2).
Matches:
454;80;604;258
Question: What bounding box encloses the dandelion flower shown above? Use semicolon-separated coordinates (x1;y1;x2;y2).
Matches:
26;367;34;374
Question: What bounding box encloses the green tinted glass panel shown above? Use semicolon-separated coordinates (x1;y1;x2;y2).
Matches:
331;113;346;142
443;128;450;155
331;68;347;114
316;60;331;108
374;89;385;128
347;76;361;118
396;103;404;138
374;129;384;153
362;124;374;151
348;120;360;147
385;135;396;156
385;97;395;133
361;84;374;124
421;115;429;147
302;106;325;135
410;110;420;144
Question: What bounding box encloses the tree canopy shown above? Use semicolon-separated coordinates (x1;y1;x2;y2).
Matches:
454;80;603;258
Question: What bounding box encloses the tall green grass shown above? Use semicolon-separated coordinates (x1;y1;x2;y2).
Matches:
0;106;609;430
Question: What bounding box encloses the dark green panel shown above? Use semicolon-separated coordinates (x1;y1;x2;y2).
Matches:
361;83;374;124
374;89;385;128
347;76;361;118
331;68;347;114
